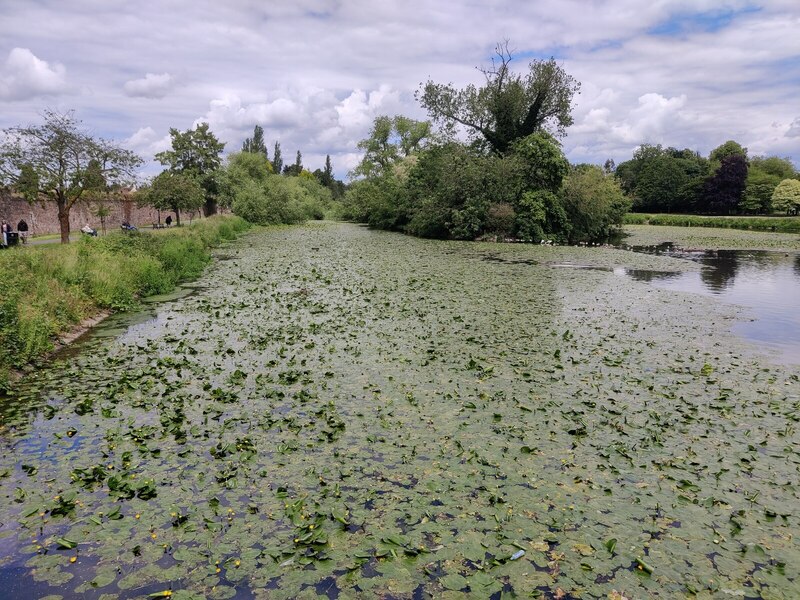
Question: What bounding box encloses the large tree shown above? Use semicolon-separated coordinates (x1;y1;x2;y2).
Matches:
771;179;800;215
418;41;580;154
143;171;204;226
352;115;431;178
155;123;225;216
0;110;142;243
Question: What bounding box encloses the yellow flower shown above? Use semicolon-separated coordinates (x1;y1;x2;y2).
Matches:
69;556;77;563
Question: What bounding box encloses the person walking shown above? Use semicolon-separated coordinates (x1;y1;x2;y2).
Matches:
17;219;29;244
1;219;10;248
165;215;173;227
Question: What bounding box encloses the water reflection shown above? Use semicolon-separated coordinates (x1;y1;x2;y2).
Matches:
620;244;800;363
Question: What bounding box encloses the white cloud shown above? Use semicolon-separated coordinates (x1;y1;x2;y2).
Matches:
124;126;171;156
123;72;174;99
0;47;66;100
1;1;799;175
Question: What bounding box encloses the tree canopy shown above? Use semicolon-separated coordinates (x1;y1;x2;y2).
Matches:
155;122;225;216
0;110;141;243
242;125;268;158
142;171;204;226
418;41;580;154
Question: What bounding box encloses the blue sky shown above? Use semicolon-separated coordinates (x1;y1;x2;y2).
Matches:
0;0;798;179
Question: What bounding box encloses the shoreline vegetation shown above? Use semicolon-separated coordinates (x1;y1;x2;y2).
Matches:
624;212;800;233
0;215;250;391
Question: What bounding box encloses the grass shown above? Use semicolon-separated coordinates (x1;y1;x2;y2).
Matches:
0;215;250;389
624;212;800;233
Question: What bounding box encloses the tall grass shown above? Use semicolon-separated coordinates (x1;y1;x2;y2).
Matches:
624;213;800;233
0;215;250;389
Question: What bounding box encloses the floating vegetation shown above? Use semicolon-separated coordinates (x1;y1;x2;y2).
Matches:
0;222;798;598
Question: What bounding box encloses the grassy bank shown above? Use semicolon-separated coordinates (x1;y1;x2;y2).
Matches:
624;212;800;233
0;215;250;389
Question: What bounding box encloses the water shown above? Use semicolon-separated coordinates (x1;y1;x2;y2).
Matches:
620;243;800;363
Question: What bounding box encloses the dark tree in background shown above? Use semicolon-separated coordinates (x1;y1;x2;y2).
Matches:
703;154;748;214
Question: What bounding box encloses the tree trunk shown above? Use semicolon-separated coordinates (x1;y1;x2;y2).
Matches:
175;208;181;227
58;198;71;244
203;198;217;217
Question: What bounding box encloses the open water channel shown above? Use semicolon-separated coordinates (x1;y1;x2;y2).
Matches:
1;223;798;599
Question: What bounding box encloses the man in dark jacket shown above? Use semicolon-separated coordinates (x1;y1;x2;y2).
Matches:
17;219;29;244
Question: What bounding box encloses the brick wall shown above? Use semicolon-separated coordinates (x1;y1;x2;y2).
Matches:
0;191;203;235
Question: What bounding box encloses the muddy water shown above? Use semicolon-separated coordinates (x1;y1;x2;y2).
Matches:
0;223;798;599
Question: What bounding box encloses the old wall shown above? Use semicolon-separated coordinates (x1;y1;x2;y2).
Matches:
0;191;193;235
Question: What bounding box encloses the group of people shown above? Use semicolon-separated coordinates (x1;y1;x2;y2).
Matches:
1;219;29;248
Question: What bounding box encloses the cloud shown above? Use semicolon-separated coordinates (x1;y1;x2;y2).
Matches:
1;1;799;174
124;126;171;156
786;117;800;138
0;47;66;100
123;73;174;99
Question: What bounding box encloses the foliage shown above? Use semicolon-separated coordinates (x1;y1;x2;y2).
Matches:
352;115;431;179
0;216;249;388
231;174;327;225
141;171;205;226
241;125;268;158
742;156;797;214
154;123;225;216
271;141;283;175
622;212;800;233
0;110;142;243
702;154;748;214
771;179;800;215
560;165;631;242
418;41;580;153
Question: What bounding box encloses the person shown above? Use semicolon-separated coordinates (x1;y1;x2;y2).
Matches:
1;220;9;248
81;223;98;237
17;219;29;244
165;215;172;227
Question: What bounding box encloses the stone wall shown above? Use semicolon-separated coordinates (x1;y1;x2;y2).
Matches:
0;191;200;235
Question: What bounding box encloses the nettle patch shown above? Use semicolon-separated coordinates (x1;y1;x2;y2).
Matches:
1;223;798;599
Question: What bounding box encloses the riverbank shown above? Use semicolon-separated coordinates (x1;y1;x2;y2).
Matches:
0;215;250;391
622;223;800;250
624;212;800;233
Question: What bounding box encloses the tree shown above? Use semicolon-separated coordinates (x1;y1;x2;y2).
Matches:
742;156;797;214
771;179;800;215
242;125;268;158
144;171;204;226
418;41;580;154
218;151;273;209
560;165;631;242
155;122;225;216
272;142;283;175
703;154;748;214
0;110;142;243
352;115;431;178
322;154;334;187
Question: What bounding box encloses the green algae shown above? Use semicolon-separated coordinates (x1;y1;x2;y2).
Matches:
1;222;798;598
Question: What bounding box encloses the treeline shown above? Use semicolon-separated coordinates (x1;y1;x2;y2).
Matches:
138;123;344;227
339;44;630;244
615;141;800;216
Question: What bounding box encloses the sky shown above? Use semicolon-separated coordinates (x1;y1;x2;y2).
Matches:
1;0;798;180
